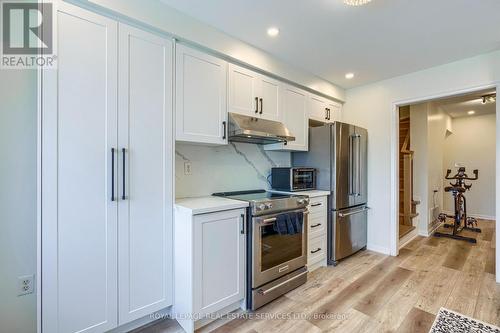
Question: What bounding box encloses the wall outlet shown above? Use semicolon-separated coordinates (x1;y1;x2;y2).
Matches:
184;162;192;175
18;274;34;296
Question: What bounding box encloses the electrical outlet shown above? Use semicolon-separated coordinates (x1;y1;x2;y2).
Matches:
184;162;192;175
18;275;34;296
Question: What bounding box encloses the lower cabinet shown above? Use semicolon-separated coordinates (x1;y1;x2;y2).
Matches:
174;208;246;333
307;196;328;271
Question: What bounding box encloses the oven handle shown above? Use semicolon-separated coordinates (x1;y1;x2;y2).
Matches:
259;209;309;226
257;270;308;296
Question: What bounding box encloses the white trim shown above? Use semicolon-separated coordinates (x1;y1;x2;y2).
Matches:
441;211;496;221
399;230;419;249
367;244;391;255
36;58;42;333
390;82;499;263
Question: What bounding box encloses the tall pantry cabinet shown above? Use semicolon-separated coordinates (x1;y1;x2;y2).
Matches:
41;2;173;332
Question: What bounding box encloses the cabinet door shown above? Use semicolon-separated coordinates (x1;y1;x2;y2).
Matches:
193;210;245;315
118;24;174;324
228;63;260;117
328;101;342;122
176;45;227;144
265;85;309;151
309;94;329;122
42;3;118;333
259;76;281;121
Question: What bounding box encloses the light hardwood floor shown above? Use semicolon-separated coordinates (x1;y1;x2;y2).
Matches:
136;219;498;333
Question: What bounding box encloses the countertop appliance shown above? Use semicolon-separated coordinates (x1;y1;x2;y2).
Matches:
227;112;295;144
213;190;309;310
271;167;316;192
293;122;368;265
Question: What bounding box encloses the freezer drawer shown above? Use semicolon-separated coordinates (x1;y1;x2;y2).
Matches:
329;206;368;263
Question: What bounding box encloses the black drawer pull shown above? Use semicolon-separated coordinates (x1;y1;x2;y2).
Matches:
255;97;259;113
259;98;263;114
222;121;227;140
111;148;115;201
311;203;322;207
311;223;322;228
122;148;126;200
311;248;321;254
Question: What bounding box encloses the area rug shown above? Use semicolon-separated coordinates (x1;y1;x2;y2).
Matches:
430;308;500;333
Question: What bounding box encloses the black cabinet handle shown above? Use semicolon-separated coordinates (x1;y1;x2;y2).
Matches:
311;248;322;254
122;148;126;200
311;223;322;228
259;98;263;114
255;97;259;113
325;108;328;120
240;214;245;234
222;121;227;140
328;108;331;120
311;203;322;207
111;148;115;201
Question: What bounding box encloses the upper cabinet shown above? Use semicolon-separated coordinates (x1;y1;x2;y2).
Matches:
228;64;281;121
265;85;309;152
309;94;342;123
176;45;228;145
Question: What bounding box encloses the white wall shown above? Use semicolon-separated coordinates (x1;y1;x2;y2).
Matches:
175;143;290;198
0;71;38;332
443;113;496;218
342;49;500;259
79;0;345;102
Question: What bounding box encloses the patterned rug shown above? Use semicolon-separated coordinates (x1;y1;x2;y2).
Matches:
430;308;500;333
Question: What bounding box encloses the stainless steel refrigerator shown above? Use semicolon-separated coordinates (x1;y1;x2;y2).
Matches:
293;122;368;265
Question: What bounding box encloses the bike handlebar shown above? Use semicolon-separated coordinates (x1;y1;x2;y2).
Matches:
445;168;479;181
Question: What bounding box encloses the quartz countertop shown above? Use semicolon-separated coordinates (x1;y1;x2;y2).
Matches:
268;190;331;198
175;196;249;215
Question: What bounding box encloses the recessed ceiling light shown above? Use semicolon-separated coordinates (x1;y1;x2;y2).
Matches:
344;0;372;6
468;110;476;115
345;73;355;79
267;27;280;37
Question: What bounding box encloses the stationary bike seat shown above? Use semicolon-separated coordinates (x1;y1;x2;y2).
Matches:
444;186;465;193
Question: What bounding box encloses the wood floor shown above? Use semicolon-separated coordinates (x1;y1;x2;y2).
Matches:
137;219;498;333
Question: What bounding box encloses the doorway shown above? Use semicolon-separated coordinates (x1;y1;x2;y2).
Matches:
396;88;497;249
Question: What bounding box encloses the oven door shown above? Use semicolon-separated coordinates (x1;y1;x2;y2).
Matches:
292;168;316;191
252;209;308;288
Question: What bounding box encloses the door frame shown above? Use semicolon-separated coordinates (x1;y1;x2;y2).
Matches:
389;82;500;281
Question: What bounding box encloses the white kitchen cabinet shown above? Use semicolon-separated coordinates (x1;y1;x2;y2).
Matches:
307;196;328;271
309;94;342;123
265;85;309;151
42;4;174;332
117;24;173;324
176;45;228;145
174;205;246;333
228;63;281;121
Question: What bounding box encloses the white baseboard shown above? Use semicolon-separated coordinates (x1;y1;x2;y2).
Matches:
367;244;391;255
442;211;495;221
399;230;419;248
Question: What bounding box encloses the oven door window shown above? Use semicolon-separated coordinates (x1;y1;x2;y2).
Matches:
293;170;314;190
260;217;303;272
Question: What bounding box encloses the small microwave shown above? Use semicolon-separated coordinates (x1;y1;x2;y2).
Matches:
271;167;316;192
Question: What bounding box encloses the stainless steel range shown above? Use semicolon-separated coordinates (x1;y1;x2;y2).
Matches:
213;190;309;310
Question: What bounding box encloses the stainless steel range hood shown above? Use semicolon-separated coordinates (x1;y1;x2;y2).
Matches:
228;113;295;144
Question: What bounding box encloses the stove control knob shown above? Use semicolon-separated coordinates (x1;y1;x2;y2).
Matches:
265;202;273;209
297;198;307;205
257;203;267;211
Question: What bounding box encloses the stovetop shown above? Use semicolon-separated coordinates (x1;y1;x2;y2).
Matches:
213;190;309;216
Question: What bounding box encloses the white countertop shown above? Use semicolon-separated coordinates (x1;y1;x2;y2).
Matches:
175;196;249;215
269;190;331;198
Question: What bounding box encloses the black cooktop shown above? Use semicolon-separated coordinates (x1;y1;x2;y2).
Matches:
212;189;291;202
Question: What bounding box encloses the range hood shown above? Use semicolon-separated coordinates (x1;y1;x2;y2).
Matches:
228;113;295;145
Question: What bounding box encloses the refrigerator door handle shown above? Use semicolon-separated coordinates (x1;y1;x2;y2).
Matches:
338;206;370;218
349;135;355;196
356;134;361;197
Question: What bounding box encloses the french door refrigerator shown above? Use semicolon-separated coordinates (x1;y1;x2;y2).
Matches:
293;122;368;265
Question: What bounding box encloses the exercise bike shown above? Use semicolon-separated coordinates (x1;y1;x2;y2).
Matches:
433;167;480;243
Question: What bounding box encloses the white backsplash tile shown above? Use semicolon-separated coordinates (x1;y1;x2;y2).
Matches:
175;142;291;198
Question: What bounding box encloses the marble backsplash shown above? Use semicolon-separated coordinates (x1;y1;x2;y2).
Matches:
175;142;291;198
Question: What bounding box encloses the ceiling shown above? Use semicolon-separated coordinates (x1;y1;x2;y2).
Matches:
434;89;496;118
160;0;500;88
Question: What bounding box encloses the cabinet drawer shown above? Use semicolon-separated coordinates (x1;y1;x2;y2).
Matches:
308;214;326;240
308;235;326;266
309;196;327;215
